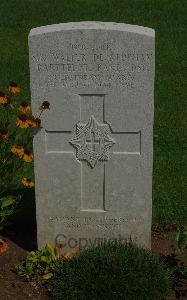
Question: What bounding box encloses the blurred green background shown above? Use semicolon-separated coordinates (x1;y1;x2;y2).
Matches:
0;0;186;223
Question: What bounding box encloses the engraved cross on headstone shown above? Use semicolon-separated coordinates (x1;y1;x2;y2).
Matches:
45;94;141;212
86;131;100;152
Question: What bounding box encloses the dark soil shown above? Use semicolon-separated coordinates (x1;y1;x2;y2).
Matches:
0;226;51;300
0;224;186;300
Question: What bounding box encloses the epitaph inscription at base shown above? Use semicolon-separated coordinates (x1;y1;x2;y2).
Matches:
29;22;155;249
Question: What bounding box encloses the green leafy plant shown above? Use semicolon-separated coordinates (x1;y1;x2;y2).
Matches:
0;195;21;231
169;225;187;261
16;242;79;286
173;225;187;253
15;242;58;286
52;241;171;300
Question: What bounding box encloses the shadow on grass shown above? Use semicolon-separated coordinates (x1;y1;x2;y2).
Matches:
3;188;37;251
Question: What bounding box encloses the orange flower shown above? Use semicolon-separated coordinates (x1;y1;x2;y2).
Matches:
3;96;14;108
11;145;33;162
33;117;41;128
16;114;30;128
0;91;8;104
27;116;35;127
22;148;33;162
39;100;50;110
28;116;41;128
55;242;64;259
62;246;79;260
19;101;31;114
0;239;8;254
0;128;8;142
11;145;24;157
21;178;35;188
8;82;21;94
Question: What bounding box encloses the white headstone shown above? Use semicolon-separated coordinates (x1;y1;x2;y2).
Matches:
29;22;155;249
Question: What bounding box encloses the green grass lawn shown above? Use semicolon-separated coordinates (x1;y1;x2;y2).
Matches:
0;0;186;223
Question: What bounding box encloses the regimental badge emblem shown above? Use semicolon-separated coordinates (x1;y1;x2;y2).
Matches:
69;115;115;168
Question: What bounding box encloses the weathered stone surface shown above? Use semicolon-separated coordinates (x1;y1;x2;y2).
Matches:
29;22;155;249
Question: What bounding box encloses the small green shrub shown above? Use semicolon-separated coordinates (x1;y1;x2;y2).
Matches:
52;241;171;300
15;242;58;286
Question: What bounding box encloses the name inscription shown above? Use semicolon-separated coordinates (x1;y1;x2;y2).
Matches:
31;41;153;90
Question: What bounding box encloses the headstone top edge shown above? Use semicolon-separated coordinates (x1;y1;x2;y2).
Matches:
29;21;155;38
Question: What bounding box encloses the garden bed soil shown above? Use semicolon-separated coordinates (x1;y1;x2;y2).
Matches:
0;224;186;300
